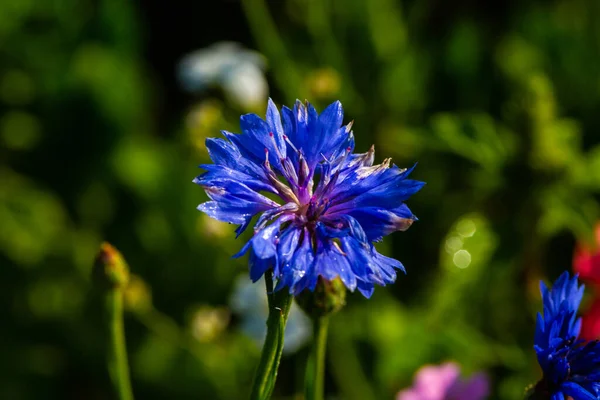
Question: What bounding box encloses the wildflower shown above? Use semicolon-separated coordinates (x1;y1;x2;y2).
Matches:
194;99;424;297
573;224;600;340
178;42;267;109
573;223;600;285
396;362;489;400
532;271;600;399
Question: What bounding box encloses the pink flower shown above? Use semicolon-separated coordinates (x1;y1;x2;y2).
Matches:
397;362;489;400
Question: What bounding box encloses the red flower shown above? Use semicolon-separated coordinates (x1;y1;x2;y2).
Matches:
574;223;600;340
573;224;600;284
581;297;600;340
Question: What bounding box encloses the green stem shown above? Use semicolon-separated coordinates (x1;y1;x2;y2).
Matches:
250;270;293;400
305;316;329;400
106;289;134;400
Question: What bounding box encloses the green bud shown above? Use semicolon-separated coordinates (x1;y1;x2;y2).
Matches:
295;277;346;318
93;242;130;289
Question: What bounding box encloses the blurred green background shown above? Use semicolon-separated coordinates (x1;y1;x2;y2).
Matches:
2;0;600;398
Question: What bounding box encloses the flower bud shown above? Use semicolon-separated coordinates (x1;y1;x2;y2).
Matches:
93;242;130;290
295;277;346;319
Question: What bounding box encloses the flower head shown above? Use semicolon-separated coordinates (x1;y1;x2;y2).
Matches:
573;223;600;285
396;362;489;400
533;271;600;399
194;99;424;297
573;223;600;341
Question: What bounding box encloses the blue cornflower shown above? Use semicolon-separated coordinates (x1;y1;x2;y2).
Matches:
194;99;424;298
534;271;600;399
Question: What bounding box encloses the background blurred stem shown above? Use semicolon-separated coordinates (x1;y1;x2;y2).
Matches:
328;321;376;400
304;316;329;400
250;270;293;400
240;0;302;102
93;243;134;400
106;288;134;400
306;0;360;108
133;307;236;399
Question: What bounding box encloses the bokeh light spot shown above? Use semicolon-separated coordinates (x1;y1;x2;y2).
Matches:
445;235;463;253
453;249;472;269
456;219;477;237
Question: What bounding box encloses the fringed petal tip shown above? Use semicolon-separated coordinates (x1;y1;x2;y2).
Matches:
195;98;424;298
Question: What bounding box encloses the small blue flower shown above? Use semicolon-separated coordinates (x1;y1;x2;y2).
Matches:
534;271;600;399
194;99;424;297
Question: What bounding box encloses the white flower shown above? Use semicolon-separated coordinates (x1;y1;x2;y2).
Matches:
178;42;268;109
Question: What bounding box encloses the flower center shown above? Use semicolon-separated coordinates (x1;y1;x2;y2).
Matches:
294;196;330;227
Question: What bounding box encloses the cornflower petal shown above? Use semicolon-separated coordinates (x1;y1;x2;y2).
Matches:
533;272;600;399
195;99;423;297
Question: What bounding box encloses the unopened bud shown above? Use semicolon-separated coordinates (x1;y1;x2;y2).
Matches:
93;242;130;289
295;277;346;318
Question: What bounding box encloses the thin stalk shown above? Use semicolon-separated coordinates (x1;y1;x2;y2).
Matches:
106;289;134;400
305;316;329;400
250;270;293;400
